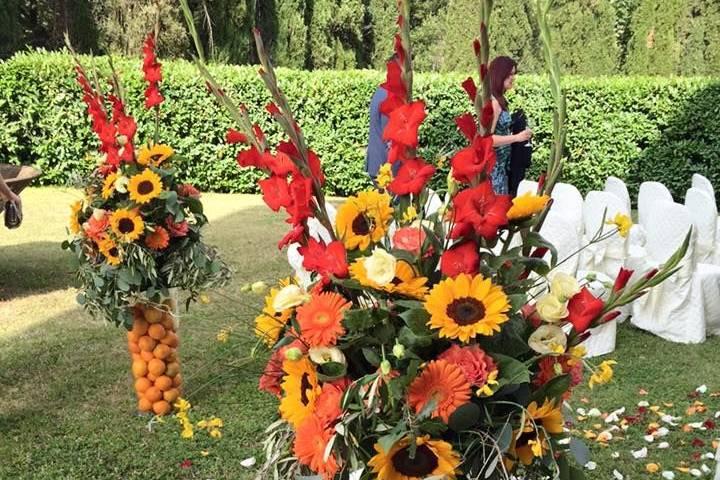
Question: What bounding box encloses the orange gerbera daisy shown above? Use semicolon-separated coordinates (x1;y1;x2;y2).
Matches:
293;414;339;480
296;292;351;347
145;226;170;250
407;360;471;423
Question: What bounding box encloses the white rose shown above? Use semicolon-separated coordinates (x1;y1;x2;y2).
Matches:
309;347;346;365
528;324;567;354
550;272;580;302
535;294;569;323
115;176;130;193
364;248;397;286
272;284;309;311
92;208;107;220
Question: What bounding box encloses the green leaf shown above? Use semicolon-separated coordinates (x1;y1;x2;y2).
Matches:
531;374;571;404
317;361;347;382
398;326;432;348
419;419;447;436
492;353;531;387
343;309;377;331
495;421;513;453
399;308;430;333
448;402;481;432
569;437;591;465
378;430;405;455
416;398;438;421
362;347;381;367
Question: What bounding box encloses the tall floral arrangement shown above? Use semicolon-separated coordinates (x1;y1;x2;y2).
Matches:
63;18;230;415
181;0;688;477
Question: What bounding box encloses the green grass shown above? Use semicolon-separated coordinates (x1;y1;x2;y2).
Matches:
1;187;719;479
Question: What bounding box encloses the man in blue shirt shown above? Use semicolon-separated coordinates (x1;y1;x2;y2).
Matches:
365;86;390;184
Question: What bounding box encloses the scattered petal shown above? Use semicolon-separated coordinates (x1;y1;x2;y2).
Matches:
638;401;650;408
639;389;649;395
692;438;705;448
661;415;680;426
611;451;620;459
200;450;209;457
696;385;708;394
658;442;670;449
701;464;711;474
644;435;655;442
597;431;614;443
240;457;256;468
585;461;597;471
689;469;702;478
662;471;675;480
632;447;648;459
613;469;624;480
657;427;670;437
588;408;602;417
577;408;587;416
646;463;660;474
704;452;715;459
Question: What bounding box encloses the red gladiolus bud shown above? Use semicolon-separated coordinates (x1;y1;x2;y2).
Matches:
645;268;659;280
265;102;281;115
538;171;547;192
473;39;481;57
226;128;248;145
613;268;634;292
601;310;622;323
531;247;549;258
480;64;488;80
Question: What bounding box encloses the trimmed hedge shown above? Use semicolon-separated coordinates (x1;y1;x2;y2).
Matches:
1;51;719;202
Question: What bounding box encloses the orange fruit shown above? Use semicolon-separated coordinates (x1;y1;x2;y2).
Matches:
161;315;174;330
138;336;157;352
131;318;149;337
173;373;183;387
127;341;140;354
153;344;171;360
163;388;180;403
131;359;148;378
154;375;173;391
138;397;153;412
165;361;180;377
134;377;152;393
148;358;166;376
152;400;172;415
146;373;158;382
132;307;146;324
148;323;166;341
144;307;163;324
127;331;140;343
144;386;162;403
131;353;142;361
160;332;179;348
140;350;155;362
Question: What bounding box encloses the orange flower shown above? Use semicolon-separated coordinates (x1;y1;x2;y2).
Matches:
145;226;170;250
296;292;351;347
293;415;339;480
315;378;350;425
407;359;471;423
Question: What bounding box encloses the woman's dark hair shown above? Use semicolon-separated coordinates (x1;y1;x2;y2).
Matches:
488;56;517;111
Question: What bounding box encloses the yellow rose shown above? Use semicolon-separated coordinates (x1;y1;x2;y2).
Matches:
528;324;567;354
272;284;309;311
535;294;569;323
364;248;397;286
550;272;580;302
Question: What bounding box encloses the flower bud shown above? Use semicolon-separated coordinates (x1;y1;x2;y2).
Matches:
392;343;405;359
447;169;459;197
251;281;268;294
240;283;252;292
116;134;128;146
285;347;303;361
380;359;391;375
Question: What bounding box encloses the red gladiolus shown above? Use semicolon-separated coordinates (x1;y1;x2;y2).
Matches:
387;158;436;196
393;226;427;256
226;128;248;144
299;238;349;279
177;183;201;199
144;85;164;109
142;33;163;110
462;77;477;102
480;100;494;130
452;181;511;239
613;267;634;292
277;224;305;250
601;310;622;323
166;217;189;237
383;101;426;148
285;176;314;225
455;113;477;142
259;176;292;211
451;135;496;184
645;268;659;280
440;241;479;278
236;146;266;169
566;287;605;333
537;172;547;192
267;151;298;178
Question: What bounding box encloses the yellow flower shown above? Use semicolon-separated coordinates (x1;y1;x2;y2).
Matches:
550;272;581;302
476;369;499;397
102;172;118;200
363;248;397;286
350;258;429;299
425;273;510;342
368;435;460;480
279;357;321;428
137;143;174;167
525;398;564;435
335;190;393;251
98;236;122;266
589;360;617;388
128;169;163;204
109;208;144;243
606;213;632;238
507;191;550;220
535;294;568;323
402;205;418;224
209;428;222;439
174;398;191;412
567;345;587;367
69;200;83;234
216;328;230;343
255;279;294;346
208;417;223;428
376;163;393;189
528;324;567;354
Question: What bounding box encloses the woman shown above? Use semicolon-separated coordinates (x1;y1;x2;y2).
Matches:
0;175;21;212
488;56;532;194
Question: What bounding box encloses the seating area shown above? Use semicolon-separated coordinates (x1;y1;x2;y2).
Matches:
519;174;720;356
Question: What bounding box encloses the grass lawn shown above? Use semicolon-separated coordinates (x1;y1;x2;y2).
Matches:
1;187;719;479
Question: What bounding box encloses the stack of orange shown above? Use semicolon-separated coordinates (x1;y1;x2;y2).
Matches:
127;299;182;415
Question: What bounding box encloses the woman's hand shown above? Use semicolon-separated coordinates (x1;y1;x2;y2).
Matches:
514;128;533;143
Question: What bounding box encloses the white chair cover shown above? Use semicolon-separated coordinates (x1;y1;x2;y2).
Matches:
685;188;717;265
692;173;715;199
516;179;538;196
578;191;629;279
630;200;711;343
604;176;631;214
579;272;618;357
548;182;584;238
637;181;673;231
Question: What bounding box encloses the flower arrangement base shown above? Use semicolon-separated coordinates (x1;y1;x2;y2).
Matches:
127;297;182;415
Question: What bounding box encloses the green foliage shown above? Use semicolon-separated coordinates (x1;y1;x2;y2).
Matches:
1;51;719;201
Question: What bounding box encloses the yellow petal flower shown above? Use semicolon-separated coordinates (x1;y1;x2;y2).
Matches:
507;191;550;220
606;213;632;238
589;360;617;389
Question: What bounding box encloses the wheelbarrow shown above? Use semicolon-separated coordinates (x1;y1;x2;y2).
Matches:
0;163;42;215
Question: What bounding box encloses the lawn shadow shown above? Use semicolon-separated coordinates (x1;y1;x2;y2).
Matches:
0;241;75;301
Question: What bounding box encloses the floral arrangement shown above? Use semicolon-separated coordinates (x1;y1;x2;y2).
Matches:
62;24;230;416
181;0;688;477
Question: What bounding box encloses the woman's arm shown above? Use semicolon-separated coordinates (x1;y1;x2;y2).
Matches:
0;175;21;208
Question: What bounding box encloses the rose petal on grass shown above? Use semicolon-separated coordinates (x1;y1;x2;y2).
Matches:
644;435;655;442
646;463;660;474
638;401;650;408
696;385;708;394
632;447;648;459
587;408;601;417
661;471;675;480
639;389;649;395
585;461;597;470
658;442;670;449
613;469;624;480
240;457;256;468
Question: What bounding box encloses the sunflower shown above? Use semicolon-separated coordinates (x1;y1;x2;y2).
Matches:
137;143;174;167
293;415;339;480
98;236;122;266
69;200;83;234
525;398;564;435
144;225;169;250
102;172;118;200
254;280;293;346
506;430;549;467
507;191;550;220
279;357;322;428
128;169;163;204
425;273;510;342
350;259;429;300
368;435;460;480
295;292;351;347
110;208;144;243
407;360;471;423
335;190;393;251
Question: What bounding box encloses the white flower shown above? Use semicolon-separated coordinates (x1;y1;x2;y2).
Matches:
550;272;581;301
240;457;256;468
115;175;129;193
92;208;107;220
273;284;309;311
631;447;648;459
364;248;397;286
535;294;569;323
528;324;567;354
309;347;346;365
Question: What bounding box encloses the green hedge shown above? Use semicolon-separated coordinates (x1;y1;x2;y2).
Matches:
1;50;719;202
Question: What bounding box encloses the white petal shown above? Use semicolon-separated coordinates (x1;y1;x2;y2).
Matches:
705;452;716;459
240;457;256;468
656;427;670;437
638;401;650;407
696;384;708;394
689;422;704;429
577;408;587;416
658;442;670;449
611;451;620;458
662;472;675;480
349;469;364;480
613;470;624;480
632;447;648;459
701;464;711;474
588;408;602;417
644;434;655;442
689;469;702;477
585;461;597;470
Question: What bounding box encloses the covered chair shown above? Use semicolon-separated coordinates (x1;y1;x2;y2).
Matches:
579;271;619;358
685;188;717;265
578;191;629;280
637;181;673;231
604;176;631;214
691;173;715;200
